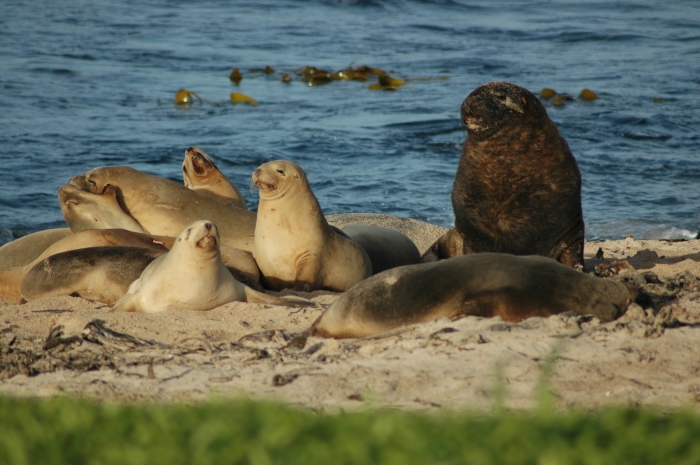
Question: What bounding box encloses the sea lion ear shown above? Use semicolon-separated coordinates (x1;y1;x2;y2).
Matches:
293;173;299;179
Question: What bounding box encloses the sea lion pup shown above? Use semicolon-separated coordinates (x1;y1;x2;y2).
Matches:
21;247;166;304
424;82;584;268
59;183;148;234
182;146;248;210
252;160;372;292
68;166;257;252
0;228;261;304
311;254;637;339
111;220;311;313
0;228;72;271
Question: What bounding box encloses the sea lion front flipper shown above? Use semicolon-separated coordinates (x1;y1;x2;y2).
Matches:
109;294;138;313
243;287;316;308
421;228;464;262
293;254;323;292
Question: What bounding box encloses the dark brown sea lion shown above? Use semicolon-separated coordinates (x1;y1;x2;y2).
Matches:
311;253;636;339
424;81;584;267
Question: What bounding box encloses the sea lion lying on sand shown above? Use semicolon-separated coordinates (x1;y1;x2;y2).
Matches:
111;220;312;312
68;166;257;251
0;228;261;304
311;253;636;338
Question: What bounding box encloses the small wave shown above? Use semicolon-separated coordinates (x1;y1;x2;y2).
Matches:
641;227;699;241
541;31;645;42
62;53;97;61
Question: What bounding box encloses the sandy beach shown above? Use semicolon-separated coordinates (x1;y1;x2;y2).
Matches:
2;235;700;412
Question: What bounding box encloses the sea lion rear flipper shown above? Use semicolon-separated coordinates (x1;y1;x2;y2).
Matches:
244;287;317;308
421;228;464;262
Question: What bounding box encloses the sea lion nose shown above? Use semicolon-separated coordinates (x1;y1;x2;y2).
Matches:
204;222;212;230
186;146;194;152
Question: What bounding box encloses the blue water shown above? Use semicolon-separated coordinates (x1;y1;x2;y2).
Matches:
2;0;699;246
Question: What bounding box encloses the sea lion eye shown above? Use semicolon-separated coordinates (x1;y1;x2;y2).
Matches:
494;92;507;101
276;169;285;176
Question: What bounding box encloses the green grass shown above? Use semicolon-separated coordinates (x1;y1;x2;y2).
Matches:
2;396;700;465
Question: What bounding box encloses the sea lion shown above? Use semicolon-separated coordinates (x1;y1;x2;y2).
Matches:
182;146;248;209
311;253;636;339
327;213;448;257
0;228;261;304
252;160;372;292
59;183;148;234
0;228;72;272
424;82;584;268
21;246;166;304
110;220;311;312
67;166;257;252
341;225;420;274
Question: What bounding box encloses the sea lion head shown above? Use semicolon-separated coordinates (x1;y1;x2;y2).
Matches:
252;160;306;201
182;146;217;188
69;166;136;196
58;183;146;233
176;220;221;257
461;82;545;139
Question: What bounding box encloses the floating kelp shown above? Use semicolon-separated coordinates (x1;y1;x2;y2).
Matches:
329;70;367;81
405;77;450;82
550;94;566;106
368;74;405;90
354;65;385;75
280;73;292;83
652;97;663;103
301;72;332;86
230;92;258;106
540;88;557;100
229;68;242;83
294;66;329;76
579;89;599;101
174;89;203;105
264;66;275;74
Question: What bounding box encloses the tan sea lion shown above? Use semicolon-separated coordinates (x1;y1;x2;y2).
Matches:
59;184;148;233
67;166;257;252
311;253;636;338
0;228;261;304
252;160;372;292
110;220;312;312
0;228;72;272
21;246;166;304
424;82;584;267
182;146;248;209
327;213;448;257
341;225;420;274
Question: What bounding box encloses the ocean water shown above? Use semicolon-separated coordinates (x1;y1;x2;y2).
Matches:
1;0;699;246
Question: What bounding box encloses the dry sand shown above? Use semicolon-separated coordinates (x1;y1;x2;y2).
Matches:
2;237;700;412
